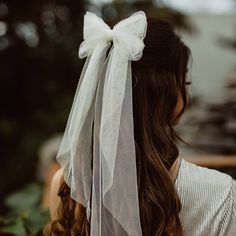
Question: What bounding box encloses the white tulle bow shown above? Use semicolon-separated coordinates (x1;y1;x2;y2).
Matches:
79;11;146;60
57;11;147;236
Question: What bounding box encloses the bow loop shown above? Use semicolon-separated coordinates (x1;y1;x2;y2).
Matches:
79;12;112;58
113;11;147;60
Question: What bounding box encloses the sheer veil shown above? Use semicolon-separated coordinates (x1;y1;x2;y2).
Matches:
56;11;147;236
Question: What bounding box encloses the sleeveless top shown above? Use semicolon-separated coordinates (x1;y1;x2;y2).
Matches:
175;158;236;236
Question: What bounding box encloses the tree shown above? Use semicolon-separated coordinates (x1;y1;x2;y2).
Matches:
0;0;85;210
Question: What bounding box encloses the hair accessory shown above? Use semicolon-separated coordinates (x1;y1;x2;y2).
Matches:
56;11;147;235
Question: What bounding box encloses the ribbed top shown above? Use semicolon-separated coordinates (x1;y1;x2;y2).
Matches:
175;158;236;236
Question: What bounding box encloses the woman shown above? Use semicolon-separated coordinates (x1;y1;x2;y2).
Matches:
44;12;236;236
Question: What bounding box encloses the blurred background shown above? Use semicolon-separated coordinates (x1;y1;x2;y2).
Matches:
0;0;235;235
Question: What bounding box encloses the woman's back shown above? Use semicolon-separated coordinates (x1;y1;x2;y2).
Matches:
175;158;236;235
44;12;235;235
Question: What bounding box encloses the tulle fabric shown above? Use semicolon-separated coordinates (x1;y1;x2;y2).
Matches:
56;11;147;236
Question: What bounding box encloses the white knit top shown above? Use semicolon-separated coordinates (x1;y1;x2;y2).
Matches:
175;158;236;236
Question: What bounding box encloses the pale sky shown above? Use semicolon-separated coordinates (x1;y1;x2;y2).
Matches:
90;0;236;14
163;0;236;14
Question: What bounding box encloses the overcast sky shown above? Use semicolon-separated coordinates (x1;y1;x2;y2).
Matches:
163;0;236;14
90;0;236;14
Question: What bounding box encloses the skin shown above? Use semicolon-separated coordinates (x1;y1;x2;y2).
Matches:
172;91;184;126
168;93;184;182
49;168;63;220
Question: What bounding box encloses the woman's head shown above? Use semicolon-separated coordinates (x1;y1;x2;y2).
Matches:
132;18;190;128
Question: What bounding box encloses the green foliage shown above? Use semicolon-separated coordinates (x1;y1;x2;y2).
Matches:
0;183;49;236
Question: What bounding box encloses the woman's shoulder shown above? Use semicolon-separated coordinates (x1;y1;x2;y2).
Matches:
175;158;234;203
176;158;233;191
49;168;64;220
175;158;236;235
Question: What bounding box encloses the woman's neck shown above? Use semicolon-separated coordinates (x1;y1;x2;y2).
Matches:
169;157;181;183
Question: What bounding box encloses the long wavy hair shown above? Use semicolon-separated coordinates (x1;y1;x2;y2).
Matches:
44;17;191;236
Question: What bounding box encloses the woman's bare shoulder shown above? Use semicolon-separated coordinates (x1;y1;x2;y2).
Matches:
49;168;64;220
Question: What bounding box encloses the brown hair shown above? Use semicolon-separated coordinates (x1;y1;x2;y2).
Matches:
44;17;191;236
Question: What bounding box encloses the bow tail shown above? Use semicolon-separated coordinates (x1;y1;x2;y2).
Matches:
90;48;142;236
57;43;110;222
